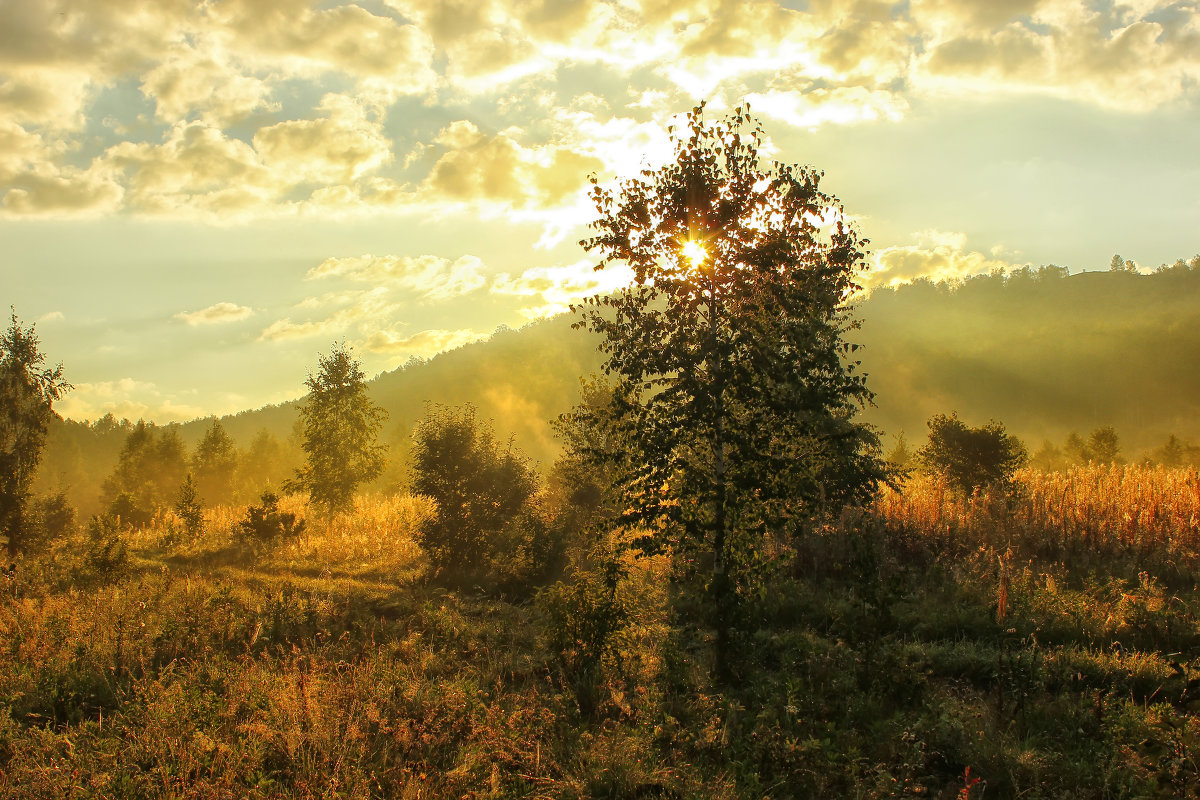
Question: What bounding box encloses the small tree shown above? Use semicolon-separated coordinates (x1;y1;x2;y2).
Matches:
917;413;1027;494
291;344;387;514
236;489;305;551
174;474;204;539
192;419;238;506
1;310;71;558
1086;425;1123;465
410;404;544;582
574;103;883;673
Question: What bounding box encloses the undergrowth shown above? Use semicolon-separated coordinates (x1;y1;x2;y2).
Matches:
3;467;1200;798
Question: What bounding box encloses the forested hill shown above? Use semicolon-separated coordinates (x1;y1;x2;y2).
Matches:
37;262;1200;512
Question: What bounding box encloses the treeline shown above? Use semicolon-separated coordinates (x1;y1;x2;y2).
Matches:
858;257;1200;451
31;252;1200;515
34;415;298;520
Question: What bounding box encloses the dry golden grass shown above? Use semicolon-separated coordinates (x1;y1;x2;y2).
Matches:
876;465;1200;561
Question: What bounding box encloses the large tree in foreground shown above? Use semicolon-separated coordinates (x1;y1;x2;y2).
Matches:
1;310;70;558
291;344;387;514
574;103;884;670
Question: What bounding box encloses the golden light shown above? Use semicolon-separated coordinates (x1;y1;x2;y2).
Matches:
681;239;707;268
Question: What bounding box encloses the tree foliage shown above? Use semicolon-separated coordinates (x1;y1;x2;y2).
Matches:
573;103;884;671
292;344;387;514
192;419;238;506
101;421;187;527
917;413;1028;494
410;404;547;583
1;310;71;558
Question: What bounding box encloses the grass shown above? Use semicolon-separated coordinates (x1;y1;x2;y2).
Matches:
4;467;1200;798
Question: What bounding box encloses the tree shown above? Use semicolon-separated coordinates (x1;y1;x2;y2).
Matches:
291;343;387;513
174;474;204;538
192;419;238;506
1;310;70;558
573;103;884;672
237;428;291;493
917;413;1027;494
1086;425;1123;465
410;404;545;583
101;421;187;526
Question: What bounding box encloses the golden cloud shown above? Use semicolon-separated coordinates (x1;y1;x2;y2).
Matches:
307;253;488;300
174;302;254;325
362;326;488;355
868;231;1020;288
424;121;602;210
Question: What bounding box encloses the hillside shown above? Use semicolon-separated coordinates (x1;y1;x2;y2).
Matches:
35;263;1200;513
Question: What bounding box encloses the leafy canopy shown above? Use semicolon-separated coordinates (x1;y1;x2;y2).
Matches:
292;344;387;513
917;413;1028;494
574;103;883;556
1;310;70;557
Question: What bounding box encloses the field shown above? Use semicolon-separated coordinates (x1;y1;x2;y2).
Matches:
4;466;1200;799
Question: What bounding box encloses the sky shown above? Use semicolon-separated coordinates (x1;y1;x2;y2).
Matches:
3;0;1199;424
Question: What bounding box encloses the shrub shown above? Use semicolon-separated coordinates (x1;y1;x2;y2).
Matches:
18;492;78;555
917;413;1027;494
539;551;631;715
174;474;204;539
84;513;128;578
236;490;305;551
410;404;546;583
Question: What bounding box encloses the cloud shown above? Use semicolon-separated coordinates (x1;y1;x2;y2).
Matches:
253;94;393;184
362;326;488;355
55;377;207;424
914;3;1200;110
37;311;64;323
207;0;437;88
259;287;396;342
747;87;908;128
307;253;487;300
140;46;279;126
491;258;635;318
868;230;1021;288
174;302;254;325
423;120;602;210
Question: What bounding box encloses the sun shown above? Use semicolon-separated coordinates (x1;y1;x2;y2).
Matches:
681;239;707;268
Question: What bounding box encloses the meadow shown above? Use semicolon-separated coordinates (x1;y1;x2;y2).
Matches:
4;465;1200;799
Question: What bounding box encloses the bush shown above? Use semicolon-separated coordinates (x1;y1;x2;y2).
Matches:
918;413;1027;494
18;492;78;555
411;404;548;583
235;490;305;551
173;475;204;539
84;514;128;578
539;551;630;715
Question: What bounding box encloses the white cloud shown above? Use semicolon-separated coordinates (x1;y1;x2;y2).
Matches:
55;378;208;424
491;258;635;318
253;94;393;184
307;253;488;300
868;231;1021;288
362;326;488;355
174;302;254;325
259;287;396;342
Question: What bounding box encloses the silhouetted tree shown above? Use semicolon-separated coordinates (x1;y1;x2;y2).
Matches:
918;413;1027;494
1;310;70;558
174;474;203;538
192;419;238;506
291;344;387;514
886;431;913;471
1086;426;1123;465
574;102;883;674
410;404;546;583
